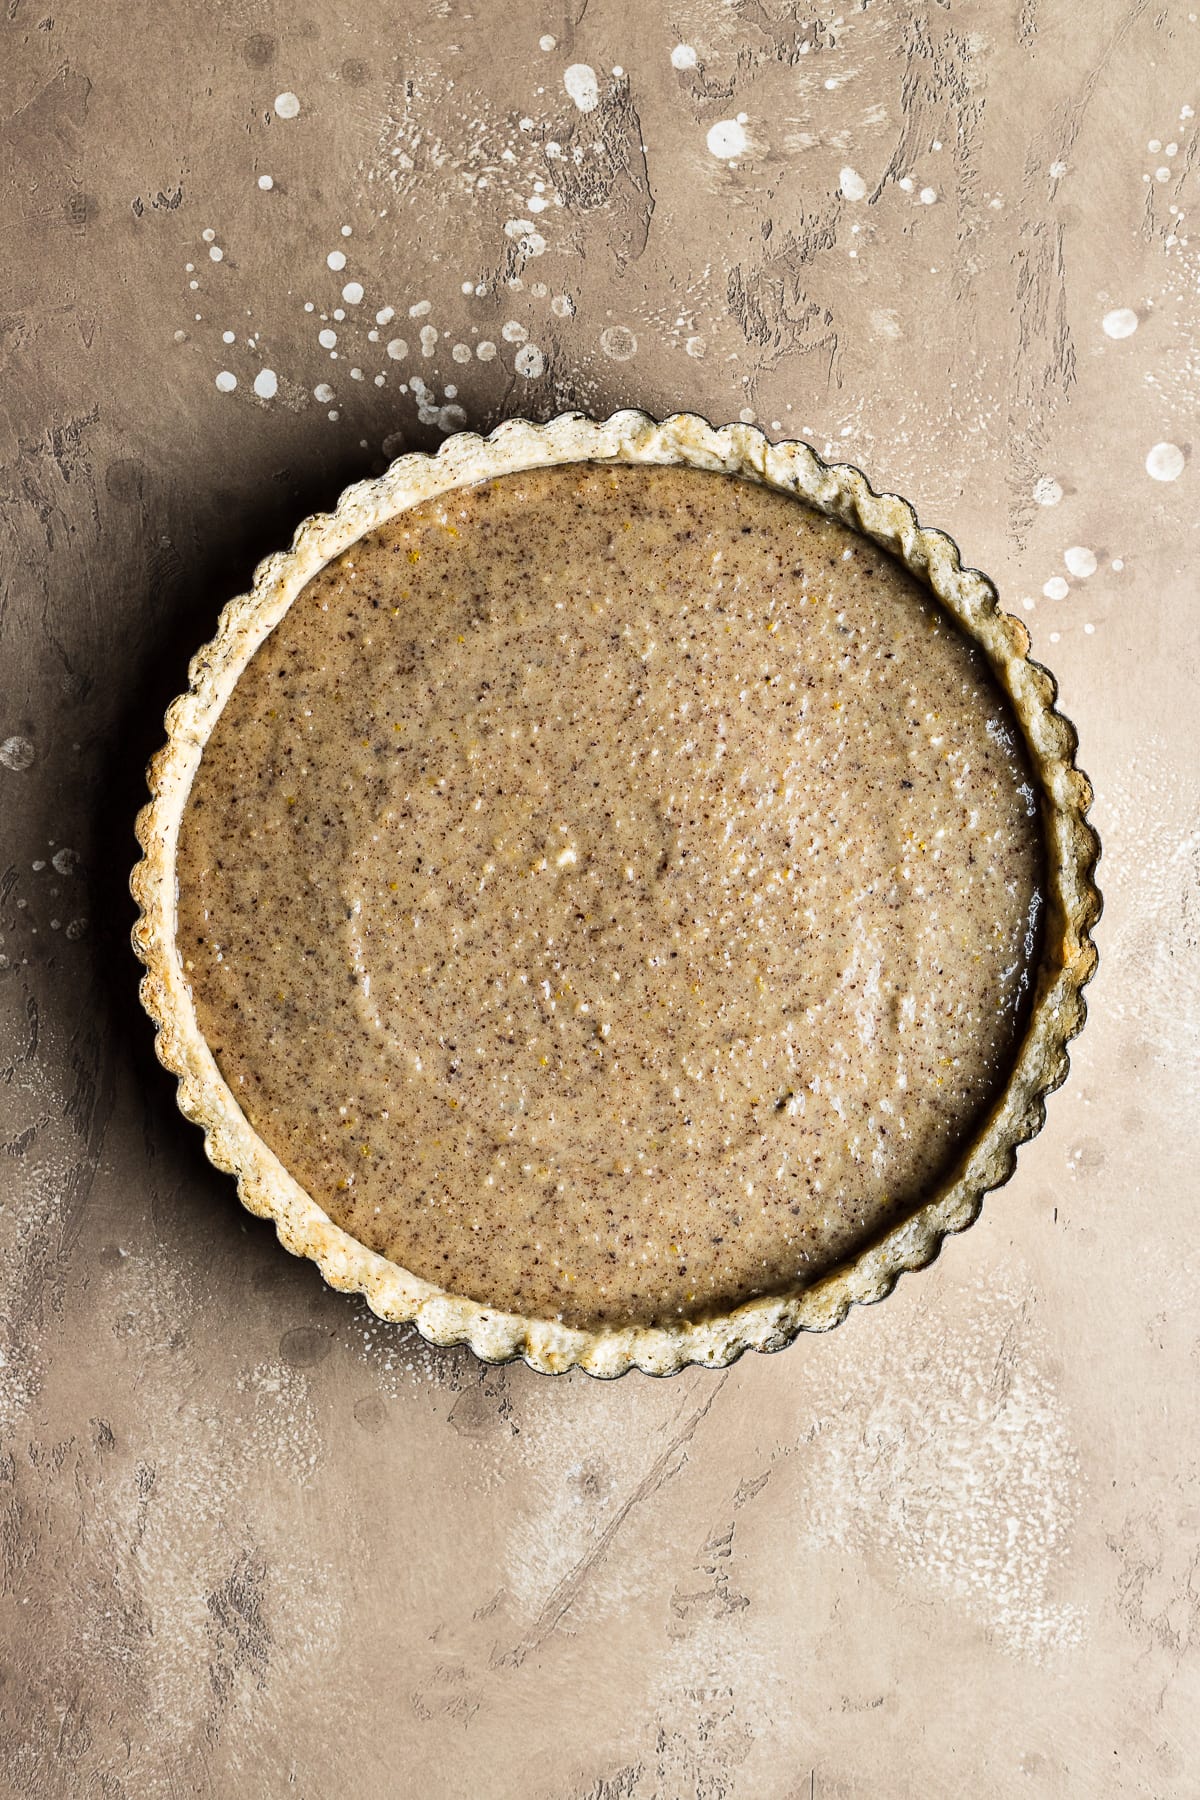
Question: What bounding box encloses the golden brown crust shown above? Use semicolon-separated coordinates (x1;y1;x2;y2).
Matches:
130;411;1101;1376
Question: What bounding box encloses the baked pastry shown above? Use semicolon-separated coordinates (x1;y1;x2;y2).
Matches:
132;412;1099;1374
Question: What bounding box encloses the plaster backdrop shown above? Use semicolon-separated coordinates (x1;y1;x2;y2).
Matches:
2;1;1198;1795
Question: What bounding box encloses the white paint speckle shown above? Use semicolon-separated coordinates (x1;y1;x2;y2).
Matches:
258;175;274;191
1064;546;1097;579
476;340;497;361
671;44;698;70
273;91;300;120
550;294;575;318
327;250;347;271
685;335;707;358
1146;441;1185;482
318;328;337;349
563;64;600;112
342;282;364;305
599;325;638;361
1043;576;1070;601
376;307;395;325
409;299;432;317
1102;307;1139;339
313;383;334;404
1033;476;1063;507
515;344;545;378
202;229;215;243
253;368;278;399
214;371;237;393
707;118;749;160
539;33;557;51
222;330;235;344
386;338;408;360
0;736;34;772
501;319;528;343
208;245;223;262
839;166;867;202
419;325;438;356
919;186;938;205
451;343;472;363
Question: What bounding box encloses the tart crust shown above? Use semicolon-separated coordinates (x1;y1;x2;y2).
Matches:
131;411;1100;1377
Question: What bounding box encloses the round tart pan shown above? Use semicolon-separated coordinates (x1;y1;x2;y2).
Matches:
131;411;1101;1377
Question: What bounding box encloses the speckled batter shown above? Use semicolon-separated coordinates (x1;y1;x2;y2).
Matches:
177;464;1043;1328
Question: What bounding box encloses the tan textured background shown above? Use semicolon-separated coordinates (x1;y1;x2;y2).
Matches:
2;2;1198;1794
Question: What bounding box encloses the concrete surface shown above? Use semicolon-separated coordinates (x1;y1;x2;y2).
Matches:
2;1;1198;1794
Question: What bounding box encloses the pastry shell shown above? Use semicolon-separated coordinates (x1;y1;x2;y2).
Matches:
131;410;1101;1377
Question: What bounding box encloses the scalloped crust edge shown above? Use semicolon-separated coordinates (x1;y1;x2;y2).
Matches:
130;410;1101;1378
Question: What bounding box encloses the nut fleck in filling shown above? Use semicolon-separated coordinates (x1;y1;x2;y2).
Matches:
177;464;1043;1328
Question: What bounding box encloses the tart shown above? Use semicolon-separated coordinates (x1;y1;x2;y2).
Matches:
131;411;1099;1376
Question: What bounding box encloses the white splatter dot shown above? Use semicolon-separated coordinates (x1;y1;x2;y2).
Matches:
328;410;339;421
671;44;698;70
919;186;938;204
1042;576;1070;600
208;245;224;262
341;224;352;237
342;281;364;305
1112;558;1124;571
551;293;575;318
526;194;549;213
739;407;756;423
215;370;237;393
685;335;707;358
409;299;432;317
1146;441;1185;481
318;328;337;349
1049;160;1068;179
258;175;274;190
327;250;347;271
1064;546;1097;579
539;33;557;51
419;325;438;355
564;64;600;112
1102;307;1139;339
476;341;497;361
501;319;528;343
0;736;34;772
1033;476;1063;507
313;383;334;404
202;228;215;243
839;166;867;202
376;307;395;325
515;344;545;377
386;338;408;360
253;368;278;399
222;330;235;344
707;118;749;159
274;92;300;119
451;343;472;363
1155;166;1171;182
51;848;78;876
599;325;638;361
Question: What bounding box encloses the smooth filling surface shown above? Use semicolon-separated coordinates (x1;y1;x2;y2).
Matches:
178;464;1043;1328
